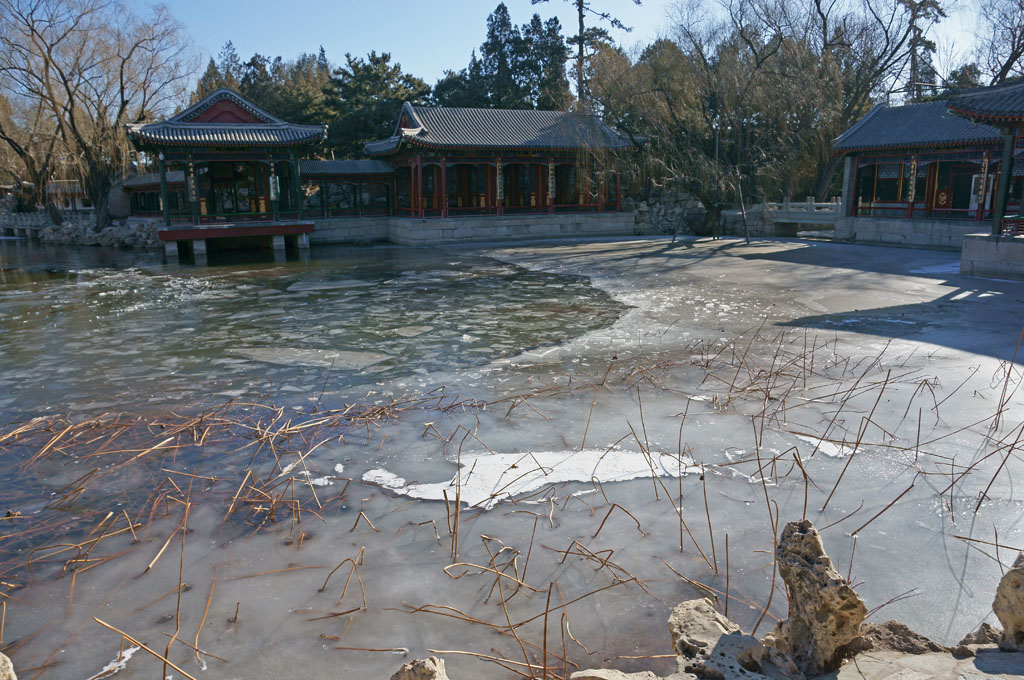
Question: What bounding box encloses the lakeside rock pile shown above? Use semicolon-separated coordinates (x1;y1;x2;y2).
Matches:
37;218;159;249
391;519;1024;680
627;180;768;238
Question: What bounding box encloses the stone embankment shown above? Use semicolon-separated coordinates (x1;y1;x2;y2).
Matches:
1;211;159;249
390;519;1024;680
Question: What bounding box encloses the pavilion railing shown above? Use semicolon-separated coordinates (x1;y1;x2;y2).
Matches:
853;203;994;220
554;203;600;213
158;211;308;225
1002;217;1024;236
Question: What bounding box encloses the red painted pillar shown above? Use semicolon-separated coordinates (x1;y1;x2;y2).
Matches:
403;160;411;214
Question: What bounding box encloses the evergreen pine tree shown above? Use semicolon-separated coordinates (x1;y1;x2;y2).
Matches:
216;40;241;90
193;58;224;102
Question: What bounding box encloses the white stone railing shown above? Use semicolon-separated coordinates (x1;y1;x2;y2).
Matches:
0;212;51;229
765;197;841;225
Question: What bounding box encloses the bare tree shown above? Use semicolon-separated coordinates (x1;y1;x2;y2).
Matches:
532;0;641;105
974;0;1024;85
0;0;195;228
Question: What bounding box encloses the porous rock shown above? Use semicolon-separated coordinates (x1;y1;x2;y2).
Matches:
958;622;1001;647
571;671;673;680
389;656;448;680
994;551;1024;651
0;652;16;680
668;598;800;680
859;621;946;654
763;520;866;675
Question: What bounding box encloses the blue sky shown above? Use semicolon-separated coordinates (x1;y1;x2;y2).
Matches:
142;0;976;86
151;0;675;85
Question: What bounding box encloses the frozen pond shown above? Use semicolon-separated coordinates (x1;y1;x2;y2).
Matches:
0;240;624;419
1;235;1023;680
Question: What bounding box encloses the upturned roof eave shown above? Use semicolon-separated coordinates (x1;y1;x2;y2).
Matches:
125;129;327;149
833;137;1004;154
947;105;1024;125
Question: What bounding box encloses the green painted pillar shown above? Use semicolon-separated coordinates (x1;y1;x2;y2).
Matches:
993;130;1016;236
291;153;301;219
158;153;170;228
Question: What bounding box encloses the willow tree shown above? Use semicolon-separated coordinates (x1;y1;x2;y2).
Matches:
0;0;193;229
591;0;947;216
0;91;58;209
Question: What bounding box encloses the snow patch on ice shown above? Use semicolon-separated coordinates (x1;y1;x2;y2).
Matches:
86;646;141;680
365;449;700;510
278;460;300;476
363;469;407;489
795;434;852;458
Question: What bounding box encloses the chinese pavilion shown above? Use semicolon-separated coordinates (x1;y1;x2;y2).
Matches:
833;81;1024;247
363;102;635;217
947;82;1024;235
126;88;327;255
126;89;638;257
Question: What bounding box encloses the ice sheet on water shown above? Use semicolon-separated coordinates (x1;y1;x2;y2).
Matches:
227;347;391;369
393;325;433;337
908;261;961;275
286;279;373;291
364;449;701;510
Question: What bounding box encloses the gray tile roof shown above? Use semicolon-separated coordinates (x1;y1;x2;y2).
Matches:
127;122;326;148
127;89;326;149
46;180;84;195
299;160;394;176
123;171;185;188
365;102;634;155
949;81;1024;123
365;136;403;155
833;101;1002;153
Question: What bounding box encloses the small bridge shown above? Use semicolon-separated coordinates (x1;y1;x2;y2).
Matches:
0;214;50;238
764;197;840;234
